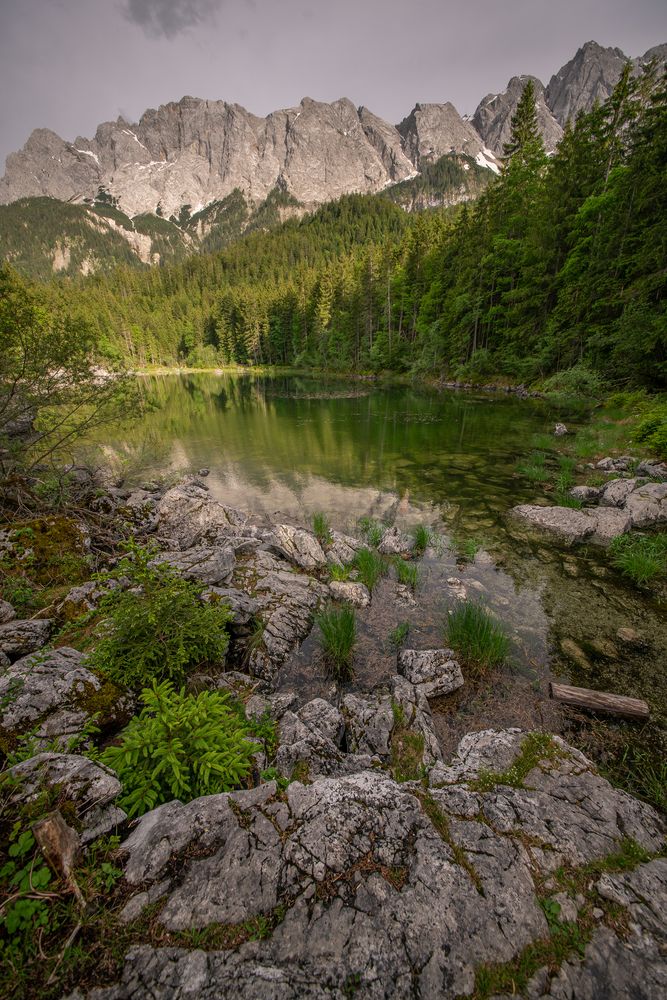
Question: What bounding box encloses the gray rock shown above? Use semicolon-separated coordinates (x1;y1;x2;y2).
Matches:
0;617;52;661
510;505;596;545
596;455;634;472
378;526;414;556
636;459;667;480
245;691;297;722
8;753;125;843
570;485;602;503
546;41;631;126
554;422;568;436
0;646;121;745
0;599;16;623
266;524;327;572
588;506;633;545
342;690;395;758
397;648;464;699
152;544;235;586
156;482;247;550
56;578;125;620
72;730;666;1000
276;698;349;779
328;580;370;607
624;481;667;527
325;530;362;567
397;101;486;167
202;586;260;625
599;477;638;507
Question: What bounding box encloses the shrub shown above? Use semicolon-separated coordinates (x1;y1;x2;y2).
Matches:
100;681;259;817
315;603;356;681
609;533;667;586
412;524;430;555
633;399;667;460
355;547;388;591
87;545;232;690
542;364;605;400
312;512;332;546
445;601;510;674
394;557;419;590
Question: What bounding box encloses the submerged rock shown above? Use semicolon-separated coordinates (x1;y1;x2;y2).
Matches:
510;505;596;545
328;580;371;607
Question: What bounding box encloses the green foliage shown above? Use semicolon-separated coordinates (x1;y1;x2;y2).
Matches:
329;562;353;582
469;733;563;792
542;365;606;400
453;535;483;561
87;543;232;690
633;399;667;459
312;511;332;546
608;532;667;585
315;603;356;681
389;621;410;647
100;680;258;817
354;547;388;591
444;601;510;674
411;523;430;555
0;825;52;938
390;701;426;783
516;450;550;483
393;556;419;590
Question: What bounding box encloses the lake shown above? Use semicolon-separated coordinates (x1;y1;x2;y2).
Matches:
91;372;666;768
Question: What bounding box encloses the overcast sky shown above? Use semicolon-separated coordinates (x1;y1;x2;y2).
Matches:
1;0;666;170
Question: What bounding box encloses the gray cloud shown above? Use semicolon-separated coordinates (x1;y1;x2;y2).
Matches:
122;0;222;39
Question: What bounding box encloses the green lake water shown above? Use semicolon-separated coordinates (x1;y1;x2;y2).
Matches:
93;373;666;770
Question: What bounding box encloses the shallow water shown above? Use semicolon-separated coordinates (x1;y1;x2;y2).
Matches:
93;373;666;770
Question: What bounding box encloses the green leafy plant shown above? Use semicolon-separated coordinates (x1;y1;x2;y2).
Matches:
87;543;232;690
312;512;332;546
100;681;259;818
608;533;667;586
315;603;356;681
444;601;510;674
633;399;667;459
354;547;388;592
329;562;353;582
394;556;419;590
412;524;430;556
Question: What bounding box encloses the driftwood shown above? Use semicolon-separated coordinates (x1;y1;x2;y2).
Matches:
549;682;650;720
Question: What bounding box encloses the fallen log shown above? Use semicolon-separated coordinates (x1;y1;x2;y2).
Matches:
549;682;649;720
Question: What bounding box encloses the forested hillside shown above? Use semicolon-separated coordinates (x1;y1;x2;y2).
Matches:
13;64;667;388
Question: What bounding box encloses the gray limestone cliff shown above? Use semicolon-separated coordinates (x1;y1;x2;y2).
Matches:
473;75;563;156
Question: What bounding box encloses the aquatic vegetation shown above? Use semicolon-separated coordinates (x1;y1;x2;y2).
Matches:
315;603;356;681
453;535;483;562
312;511;332;546
444;601;510;674
389;621;410;647
394;556;419;590
516;451;550;483
609;533;667;586
355;547;388;592
412;524;430;555
358;516;384;547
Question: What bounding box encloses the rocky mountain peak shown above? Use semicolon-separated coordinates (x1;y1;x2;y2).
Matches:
545;41;630;126
473;75;563;156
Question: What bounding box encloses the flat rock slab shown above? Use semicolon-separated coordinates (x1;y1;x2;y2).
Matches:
511;504;597;545
152;544;236;586
73;729;666;1000
588;506;633;545
397;648;464;698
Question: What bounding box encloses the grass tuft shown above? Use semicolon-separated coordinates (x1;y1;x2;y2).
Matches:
389;621;410;648
609;533;667;586
312;512;332;546
358;516;383;548
412;524;430;555
394;556;419;590
444;600;510;674
354;547;388;592
315;603;356;681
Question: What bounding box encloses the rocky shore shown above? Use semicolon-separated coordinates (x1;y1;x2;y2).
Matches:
1;473;665;999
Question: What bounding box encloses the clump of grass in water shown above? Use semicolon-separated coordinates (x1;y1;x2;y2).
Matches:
312;512;332;546
609;533;667;586
315;603;356;681
516;450;550;483
358;516;383;548
454;536;483;562
412;524;430;556
355;547;388;592
445;601;510;674
389;621;410;647
394;556;419;590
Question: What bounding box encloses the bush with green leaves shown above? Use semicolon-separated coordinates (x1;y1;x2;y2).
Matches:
100;681;260;817
315;603;356;681
445;601;510;674
542;364;605;400
633;399;667;460
87;544;232;691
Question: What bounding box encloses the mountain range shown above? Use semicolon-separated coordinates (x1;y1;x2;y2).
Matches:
1;40;665;277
